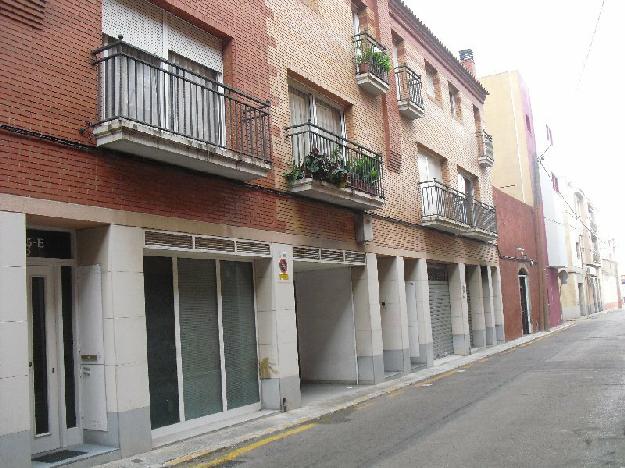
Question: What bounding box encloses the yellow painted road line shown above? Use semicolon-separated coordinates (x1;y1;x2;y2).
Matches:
170;423;318;467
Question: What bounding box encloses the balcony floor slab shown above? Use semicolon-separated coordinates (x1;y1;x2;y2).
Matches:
420;215;470;235
356;72;390;96
93;118;271;181
290;178;384;211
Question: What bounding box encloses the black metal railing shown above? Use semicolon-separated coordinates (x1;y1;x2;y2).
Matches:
419;180;470;226
285;122;384;198
394;65;424;110
91;40;271;162
353;33;389;84
471;199;498;234
419;181;497;234
480;130;493;161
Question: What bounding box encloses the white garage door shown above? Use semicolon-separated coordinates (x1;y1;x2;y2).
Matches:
428;265;454;359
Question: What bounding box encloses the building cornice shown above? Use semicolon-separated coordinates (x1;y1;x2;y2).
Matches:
389;0;488;103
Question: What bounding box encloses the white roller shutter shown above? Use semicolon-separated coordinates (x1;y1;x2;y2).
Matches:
428;265;453;359
466;286;473;349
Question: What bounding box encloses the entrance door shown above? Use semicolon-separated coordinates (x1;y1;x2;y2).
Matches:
519;274;531;334
28;266;61;454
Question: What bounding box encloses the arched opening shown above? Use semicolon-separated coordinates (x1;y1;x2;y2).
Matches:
518;269;531;334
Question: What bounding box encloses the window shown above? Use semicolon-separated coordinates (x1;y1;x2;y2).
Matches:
425;62;438;100
144;257;260;431
448;83;460;119
288;85;345;163
418;153;443;183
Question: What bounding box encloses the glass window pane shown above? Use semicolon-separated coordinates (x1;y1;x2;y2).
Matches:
61;266;76;428
178;258;223;419
144;256;180;429
31;276;49;435
221;261;259;409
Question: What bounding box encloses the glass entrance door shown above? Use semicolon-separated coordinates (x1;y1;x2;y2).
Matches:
28;266;61;454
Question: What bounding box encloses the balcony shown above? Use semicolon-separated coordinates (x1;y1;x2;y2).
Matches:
418;181;470;234
395;65;425;120
478;130;494;168
285;122;385;210
90;40;271;181
419;181;497;241
353;33;390;96
466;199;498;242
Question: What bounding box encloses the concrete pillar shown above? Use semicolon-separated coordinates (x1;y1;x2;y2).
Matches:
448;263;470;356
404;260;420;366
482;266;496;345
415;258;433;366
491;266;506;343
0;212;30;468
351;253;384;384
77;225;152;456
254;244;301;410
378;256;411;373
466;266;486;348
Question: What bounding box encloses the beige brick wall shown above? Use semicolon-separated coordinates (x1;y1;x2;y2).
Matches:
266;0;497;265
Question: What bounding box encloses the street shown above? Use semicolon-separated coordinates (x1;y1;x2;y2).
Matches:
190;311;625;468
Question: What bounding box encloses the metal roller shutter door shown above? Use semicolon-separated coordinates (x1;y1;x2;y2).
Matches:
428;278;454;359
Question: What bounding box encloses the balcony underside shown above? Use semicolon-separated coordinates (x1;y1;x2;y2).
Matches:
420;215;470;235
397;100;425;120
356;72;390;96
93;118;271;181
464;227;498;242
290;178;385;211
478;155;494;168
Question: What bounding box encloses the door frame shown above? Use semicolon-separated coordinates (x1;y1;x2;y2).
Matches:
27;229;80;454
518;273;532;334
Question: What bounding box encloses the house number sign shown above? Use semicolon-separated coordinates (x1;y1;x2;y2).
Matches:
26;229;72;259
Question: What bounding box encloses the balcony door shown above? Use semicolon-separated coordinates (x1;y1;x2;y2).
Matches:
457;173;474;224
418;154;443;216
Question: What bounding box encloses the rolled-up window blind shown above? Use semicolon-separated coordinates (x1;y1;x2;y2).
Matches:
221;261;260;409
177;258;223;419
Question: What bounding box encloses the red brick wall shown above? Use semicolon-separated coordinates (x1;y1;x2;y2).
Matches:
494;188;542;339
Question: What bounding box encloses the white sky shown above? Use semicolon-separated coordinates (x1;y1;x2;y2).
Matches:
405;0;625;266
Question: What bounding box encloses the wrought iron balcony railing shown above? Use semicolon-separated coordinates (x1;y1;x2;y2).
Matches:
285;122;384;198
353;33;390;85
394;65;424;111
419;180;470;226
481;130;494;158
92;40;271;162
471;199;498;234
419;181;498;237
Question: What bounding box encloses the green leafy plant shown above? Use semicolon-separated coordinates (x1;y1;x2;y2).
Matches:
284;161;304;184
357;47;391;73
348;157;380;184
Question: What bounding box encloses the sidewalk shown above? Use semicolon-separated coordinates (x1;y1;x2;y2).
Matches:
103;321;576;467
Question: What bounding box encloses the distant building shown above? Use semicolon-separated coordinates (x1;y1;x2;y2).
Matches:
481;70;561;339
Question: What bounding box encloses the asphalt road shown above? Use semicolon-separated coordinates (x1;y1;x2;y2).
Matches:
198;311;625;468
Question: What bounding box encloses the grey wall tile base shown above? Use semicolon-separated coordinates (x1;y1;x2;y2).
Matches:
418;343;434;367
472;329;486;348
496;325;506;343
261;376;302;411
118;406;152;457
383;348;410;373
453;334;471;356
357;354;385;384
486;326;496;346
0;430;30;468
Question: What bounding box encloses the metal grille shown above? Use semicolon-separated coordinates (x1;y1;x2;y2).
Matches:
344;251;366;265
194;236;235;253
471;200;497;234
419;180;470;226
320;249;345;263
293;246;321;261
467;286;473;349
236;240;270;257
145;231;193;249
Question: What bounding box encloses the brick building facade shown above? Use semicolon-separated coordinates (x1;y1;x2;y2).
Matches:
0;0;504;465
